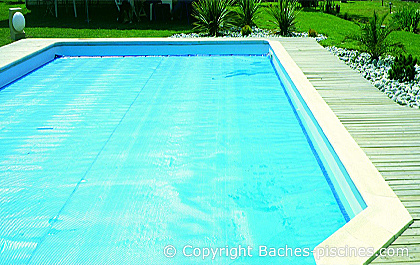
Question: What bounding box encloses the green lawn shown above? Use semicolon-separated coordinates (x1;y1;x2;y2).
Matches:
296;12;360;49
1;0;420;57
340;0;420;23
256;0;420;56
0;0;193;46
256;7;361;50
0;27;189;47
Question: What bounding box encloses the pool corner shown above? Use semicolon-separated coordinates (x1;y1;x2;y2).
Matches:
267;39;413;264
0;37;413;265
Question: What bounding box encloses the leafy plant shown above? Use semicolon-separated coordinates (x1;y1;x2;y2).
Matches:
341;12;349;20
268;0;301;36
298;0;318;8
318;1;324;11
237;0;261;27
323;0;334;14
241;25;253;36
308;28;317;37
392;6;420;33
355;11;401;61
335;4;340;14
192;0;236;37
389;54;418;82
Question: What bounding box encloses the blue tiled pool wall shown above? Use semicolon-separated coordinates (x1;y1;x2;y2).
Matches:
1;53;347;265
0;41;367;220
268;47;367;218
0;41;269;90
0;41;369;265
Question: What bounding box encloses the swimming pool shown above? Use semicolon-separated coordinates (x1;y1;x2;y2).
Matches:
0;39;411;265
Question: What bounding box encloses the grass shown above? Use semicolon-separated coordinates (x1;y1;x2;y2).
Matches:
296;11;361;49
1;0;420;57
257;1;420;56
0;0;193;46
389;30;420;56
256;7;361;49
340;0;420;23
0;26;189;47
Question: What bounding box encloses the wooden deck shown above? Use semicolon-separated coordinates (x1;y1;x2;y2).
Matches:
277;38;420;264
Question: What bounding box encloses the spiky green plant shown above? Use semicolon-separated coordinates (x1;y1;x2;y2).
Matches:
323;0;334;14
389;54;418;82
192;0;236;37
237;0;262;27
267;0;300;36
356;11;401;61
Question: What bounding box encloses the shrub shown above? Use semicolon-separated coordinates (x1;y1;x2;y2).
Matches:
268;0;301;36
335;4;340;14
241;25;253;35
389;54;418;82
192;0;236;37
308;28;317;37
318;1;324;11
392;6;420;33
237;0;262;27
342;12;349;20
323;0;334;14
355;11;401;61
298;0;318;8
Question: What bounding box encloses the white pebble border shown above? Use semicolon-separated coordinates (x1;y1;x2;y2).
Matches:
171;26;327;42
326;46;420;108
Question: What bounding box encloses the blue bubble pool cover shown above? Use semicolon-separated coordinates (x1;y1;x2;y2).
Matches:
0;55;347;264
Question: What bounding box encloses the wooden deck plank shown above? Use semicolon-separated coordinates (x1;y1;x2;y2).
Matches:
277;38;419;264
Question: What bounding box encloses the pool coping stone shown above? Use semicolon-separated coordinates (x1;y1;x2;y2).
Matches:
0;38;413;265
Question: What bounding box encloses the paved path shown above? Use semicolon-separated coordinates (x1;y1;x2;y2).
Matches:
278;37;420;264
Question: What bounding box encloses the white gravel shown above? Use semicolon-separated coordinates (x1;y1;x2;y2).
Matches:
170;27;327;42
326;46;420;108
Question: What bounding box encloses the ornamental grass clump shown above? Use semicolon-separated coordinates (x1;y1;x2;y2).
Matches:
237;0;262;28
323;0;334;14
268;0;300;36
392;6;420;33
192;0;236;37
389;54;418;82
356;11;401;61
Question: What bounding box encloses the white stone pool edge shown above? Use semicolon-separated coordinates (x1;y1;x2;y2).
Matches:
269;40;412;265
0;38;413;265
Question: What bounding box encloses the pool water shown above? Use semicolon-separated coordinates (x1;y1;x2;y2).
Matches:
1;55;347;264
